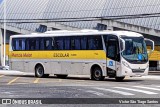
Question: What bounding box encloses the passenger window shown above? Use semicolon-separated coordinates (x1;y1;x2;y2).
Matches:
29;39;36;50
75;37;81;50
44;38;52;50
70;37;75;50
35;38;40;50
88;36;103;50
54;37;64;50
64;37;70;50
81;37;87;50
12;38;26;51
21;39;25;50
12;39;16;51
25;39;29;50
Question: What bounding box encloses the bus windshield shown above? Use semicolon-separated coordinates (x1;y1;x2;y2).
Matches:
121;36;148;63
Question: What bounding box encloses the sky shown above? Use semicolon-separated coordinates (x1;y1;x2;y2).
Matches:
0;0;3;4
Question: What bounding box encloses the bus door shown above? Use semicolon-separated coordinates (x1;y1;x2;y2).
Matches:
106;35;120;77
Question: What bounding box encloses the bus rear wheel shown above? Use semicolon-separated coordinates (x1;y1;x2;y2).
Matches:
91;67;104;81
35;65;44;78
115;77;125;82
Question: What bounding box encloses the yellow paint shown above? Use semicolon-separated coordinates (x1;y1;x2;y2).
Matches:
9;50;106;60
154;46;160;51
146;46;160;61
33;78;40;83
6;44;9;56
147;46;160;61
148;50;160;61
1;44;9;56
7;77;20;85
9;46;160;61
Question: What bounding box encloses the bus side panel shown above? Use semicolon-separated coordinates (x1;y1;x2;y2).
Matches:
9;50;106;76
23;59;29;72
50;61;61;74
10;60;24;72
9;51;24;72
71;62;86;75
61;62;71;74
43;61;52;74
28;61;36;73
82;63;89;75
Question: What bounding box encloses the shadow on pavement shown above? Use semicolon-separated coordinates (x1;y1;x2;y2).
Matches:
5;75;144;82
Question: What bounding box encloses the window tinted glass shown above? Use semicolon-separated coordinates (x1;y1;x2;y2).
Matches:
81;36;87;50
44;38;52;50
11;35;103;51
88;36;103;50
12;39;16;51
29;38;36;50
70;37;75;50
12;38;26;51
54;37;64;50
64;37;70;50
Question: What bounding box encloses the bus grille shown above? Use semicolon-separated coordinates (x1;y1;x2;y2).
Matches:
132;69;145;73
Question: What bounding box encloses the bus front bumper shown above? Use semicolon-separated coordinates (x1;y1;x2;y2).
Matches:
120;65;149;77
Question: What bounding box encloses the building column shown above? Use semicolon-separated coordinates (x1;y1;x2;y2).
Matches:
0;29;3;66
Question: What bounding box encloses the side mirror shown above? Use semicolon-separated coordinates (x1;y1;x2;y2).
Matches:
144;38;154;54
119;38;125;53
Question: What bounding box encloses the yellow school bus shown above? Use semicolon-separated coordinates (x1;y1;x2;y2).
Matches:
9;30;154;81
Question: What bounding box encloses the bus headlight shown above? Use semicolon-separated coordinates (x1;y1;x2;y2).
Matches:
122;61;130;69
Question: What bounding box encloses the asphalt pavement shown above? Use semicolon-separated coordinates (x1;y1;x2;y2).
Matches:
0;70;160;107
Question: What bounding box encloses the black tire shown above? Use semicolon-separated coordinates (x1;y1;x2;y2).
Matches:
91;67;104;81
35;65;44;78
56;75;68;79
115;77;125;82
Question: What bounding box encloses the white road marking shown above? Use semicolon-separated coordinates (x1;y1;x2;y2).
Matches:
86;90;104;96
95;87;134;96
155;86;160;87
114;87;158;95
133;86;160;91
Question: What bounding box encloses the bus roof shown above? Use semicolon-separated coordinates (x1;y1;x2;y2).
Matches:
11;30;143;38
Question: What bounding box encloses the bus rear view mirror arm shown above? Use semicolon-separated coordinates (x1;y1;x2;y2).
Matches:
119;38;125;53
144;38;154;53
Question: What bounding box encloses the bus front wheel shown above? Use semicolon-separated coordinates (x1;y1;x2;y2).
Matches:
35;65;44;78
91;67;104;81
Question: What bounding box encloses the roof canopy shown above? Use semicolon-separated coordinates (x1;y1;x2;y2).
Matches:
0;0;160;32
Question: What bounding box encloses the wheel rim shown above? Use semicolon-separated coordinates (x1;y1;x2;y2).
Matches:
37;66;43;76
94;69;101;78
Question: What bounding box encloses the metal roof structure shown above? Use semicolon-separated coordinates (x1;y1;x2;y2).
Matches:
0;0;160;32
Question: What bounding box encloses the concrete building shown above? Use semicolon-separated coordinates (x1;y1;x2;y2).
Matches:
0;0;160;70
